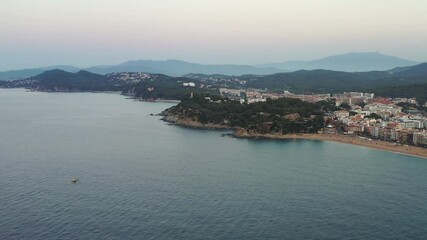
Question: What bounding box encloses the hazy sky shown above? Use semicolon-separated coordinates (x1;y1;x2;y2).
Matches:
1;0;427;70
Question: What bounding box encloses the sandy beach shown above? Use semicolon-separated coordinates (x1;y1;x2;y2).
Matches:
234;132;427;159
162;115;427;159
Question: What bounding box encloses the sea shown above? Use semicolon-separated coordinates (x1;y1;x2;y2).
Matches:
1;88;426;239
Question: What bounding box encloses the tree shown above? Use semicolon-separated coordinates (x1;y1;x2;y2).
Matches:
339;103;352;110
364;113;382;120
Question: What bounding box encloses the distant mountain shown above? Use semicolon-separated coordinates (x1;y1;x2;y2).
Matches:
0;65;80;81
257;52;419;72
0;60;282;80
86;59;282;76
0;53;420;80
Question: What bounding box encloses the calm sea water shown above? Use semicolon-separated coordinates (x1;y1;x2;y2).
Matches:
1;88;427;239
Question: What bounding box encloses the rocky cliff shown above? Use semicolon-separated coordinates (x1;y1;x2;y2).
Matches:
161;105;230;129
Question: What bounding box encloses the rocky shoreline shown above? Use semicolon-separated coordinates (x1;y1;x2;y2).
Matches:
161;110;427;159
160;111;231;130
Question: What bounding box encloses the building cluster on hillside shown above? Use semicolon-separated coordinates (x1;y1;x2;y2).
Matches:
284;91;331;103
182;82;196;87
333;92;375;105
220;88;380;105
220;88;374;105
5;78;39;88
220;88;285;104
186;74;246;88
331;101;427;147
106;72;151;83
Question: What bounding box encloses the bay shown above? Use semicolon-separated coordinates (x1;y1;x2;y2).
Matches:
1;88;426;239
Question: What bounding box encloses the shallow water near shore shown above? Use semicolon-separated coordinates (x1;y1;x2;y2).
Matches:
1;88;427;240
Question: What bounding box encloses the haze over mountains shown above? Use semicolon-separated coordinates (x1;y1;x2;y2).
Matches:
257;52;419;72
86;60;280;76
0;65;81;81
0;52;421;81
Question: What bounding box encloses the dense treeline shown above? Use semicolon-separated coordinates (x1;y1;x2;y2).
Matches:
126;76;214;100
243;70;427;96
371;84;427;105
170;94;326;134
396;102;427;112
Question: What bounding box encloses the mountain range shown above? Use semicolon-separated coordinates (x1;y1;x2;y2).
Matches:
0;52;422;81
257;52;418;72
0;61;280;81
1;62;427;103
86;60;280;76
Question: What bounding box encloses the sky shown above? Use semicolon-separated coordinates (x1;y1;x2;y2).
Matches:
1;0;427;70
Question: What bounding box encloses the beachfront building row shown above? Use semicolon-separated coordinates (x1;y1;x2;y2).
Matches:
332;102;427;147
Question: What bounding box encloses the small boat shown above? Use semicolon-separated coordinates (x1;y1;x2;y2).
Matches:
71;177;78;183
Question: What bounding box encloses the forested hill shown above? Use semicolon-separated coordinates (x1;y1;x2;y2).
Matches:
182;63;427;94
241;63;427;103
393;63;427;76
1;63;426;103
0;69;210;99
33;70;112;91
161;94;328;134
10;69;119;92
183;64;427;103
242;63;427;93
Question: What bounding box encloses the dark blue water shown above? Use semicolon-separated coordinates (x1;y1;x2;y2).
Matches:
1;88;427;239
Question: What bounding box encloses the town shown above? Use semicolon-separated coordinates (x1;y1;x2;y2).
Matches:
219;88;427;148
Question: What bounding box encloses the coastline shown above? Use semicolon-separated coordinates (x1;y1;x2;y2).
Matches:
233;131;427;159
161;110;427;159
14;88;427;159
161;114;231;130
137;98;181;103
